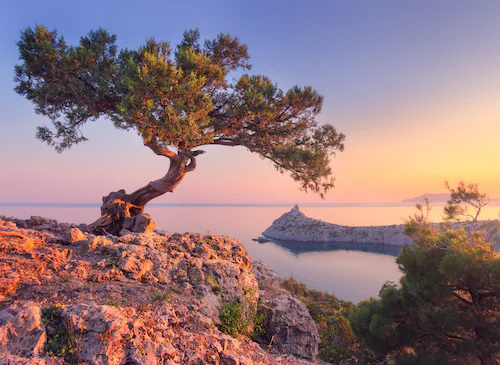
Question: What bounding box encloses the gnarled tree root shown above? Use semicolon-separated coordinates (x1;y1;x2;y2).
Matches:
88;190;144;236
88;139;202;236
0;232;26;239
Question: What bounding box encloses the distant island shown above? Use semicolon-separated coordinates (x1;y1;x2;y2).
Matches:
402;194;500;203
401;193;451;203
261;205;500;249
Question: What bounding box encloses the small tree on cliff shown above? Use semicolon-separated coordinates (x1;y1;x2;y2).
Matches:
349;182;500;365
14;26;345;234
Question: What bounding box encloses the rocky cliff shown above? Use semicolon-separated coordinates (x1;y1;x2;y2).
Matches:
0;216;320;365
262;205;500;248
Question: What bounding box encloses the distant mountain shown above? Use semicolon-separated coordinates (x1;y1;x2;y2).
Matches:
402;194;450;203
402;193;500;203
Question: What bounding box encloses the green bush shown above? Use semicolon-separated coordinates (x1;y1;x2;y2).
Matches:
283;276;307;297
283;277;381;364
250;305;269;341
41;304;80;364
219;299;250;338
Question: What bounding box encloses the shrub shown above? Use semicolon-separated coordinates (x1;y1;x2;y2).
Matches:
219;299;250;338
151;292;171;302
41;304;80;364
283;276;307;297
283;278;381;364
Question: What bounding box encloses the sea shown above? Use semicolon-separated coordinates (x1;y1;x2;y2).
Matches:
1;202;499;303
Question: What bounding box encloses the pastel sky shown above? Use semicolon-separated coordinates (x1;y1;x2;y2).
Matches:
1;0;499;204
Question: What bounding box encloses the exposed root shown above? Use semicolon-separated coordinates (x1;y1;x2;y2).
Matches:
0;231;26;239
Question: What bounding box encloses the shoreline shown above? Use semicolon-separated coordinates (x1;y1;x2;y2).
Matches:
262;205;500;249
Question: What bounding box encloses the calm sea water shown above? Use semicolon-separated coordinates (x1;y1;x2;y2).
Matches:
2;203;499;303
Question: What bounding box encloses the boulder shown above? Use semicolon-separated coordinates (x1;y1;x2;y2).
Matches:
252;261;320;361
260;294;320;360
65;227;88;244
0;303;46;360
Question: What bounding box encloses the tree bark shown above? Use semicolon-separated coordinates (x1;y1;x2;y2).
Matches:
88;140;203;235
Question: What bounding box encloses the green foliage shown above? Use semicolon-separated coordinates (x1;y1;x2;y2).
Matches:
151;292;171;302
15;25;345;197
283;276;307;297
444;181;490;238
219;298;251;338
107;257;119;268
444;181;489;223
251;308;268;340
283;277;381;364
41;304;80;364
205;273;221;295
106;300;122;307
350;183;500;365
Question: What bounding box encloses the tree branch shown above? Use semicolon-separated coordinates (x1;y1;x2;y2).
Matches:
0;231;26;239
211;138;307;175
477;291;500;299
445;334;469;342
144;139;179;160
452;292;473;306
211;138;242;146
181;149;205;172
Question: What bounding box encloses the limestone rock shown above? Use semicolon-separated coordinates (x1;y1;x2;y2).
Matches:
65;227;87;244
0;217;315;365
262;206;500;250
0;303;46;360
262;294;320;360
0;270;20;301
262;206;414;246
252;261;320;361
26;216;59;228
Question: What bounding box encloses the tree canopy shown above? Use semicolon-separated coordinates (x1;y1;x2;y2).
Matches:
15;26;345;197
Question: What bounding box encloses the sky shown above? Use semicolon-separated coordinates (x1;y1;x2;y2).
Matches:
1;0;499;204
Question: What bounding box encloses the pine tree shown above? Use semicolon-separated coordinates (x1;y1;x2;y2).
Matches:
15;26;345;234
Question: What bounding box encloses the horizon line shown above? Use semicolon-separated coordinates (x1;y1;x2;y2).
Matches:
4;201;499;208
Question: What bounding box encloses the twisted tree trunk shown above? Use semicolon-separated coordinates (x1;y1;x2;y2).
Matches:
88;140;203;235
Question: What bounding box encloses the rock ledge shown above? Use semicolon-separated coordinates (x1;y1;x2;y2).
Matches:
0;216;318;365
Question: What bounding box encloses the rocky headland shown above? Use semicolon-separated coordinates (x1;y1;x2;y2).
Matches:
262;205;500;248
0;215;322;365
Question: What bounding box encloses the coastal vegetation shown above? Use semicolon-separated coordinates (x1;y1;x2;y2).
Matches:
349;183;500;364
9;23;499;365
275;183;499;364
283;276;381;364
14;26;345;235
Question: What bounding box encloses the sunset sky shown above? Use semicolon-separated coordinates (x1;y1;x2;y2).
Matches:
1;1;499;204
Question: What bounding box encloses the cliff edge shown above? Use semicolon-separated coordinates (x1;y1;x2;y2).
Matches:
0;216;320;365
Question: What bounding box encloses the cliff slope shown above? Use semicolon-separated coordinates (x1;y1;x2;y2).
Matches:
0;216;320;365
